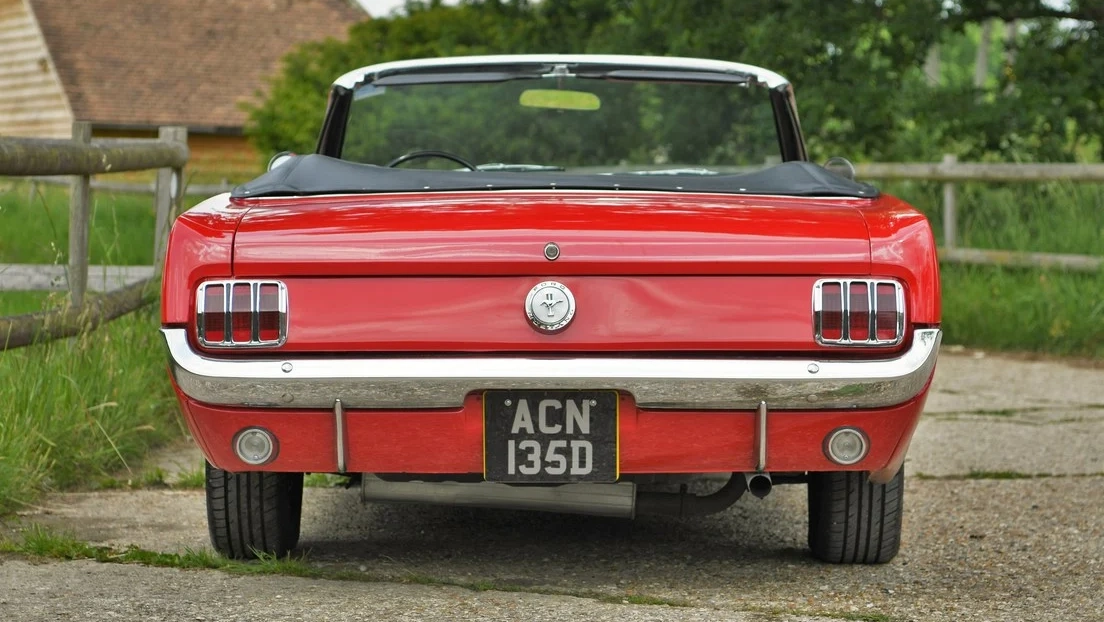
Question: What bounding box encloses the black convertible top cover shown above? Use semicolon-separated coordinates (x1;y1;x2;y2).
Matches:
231;154;878;199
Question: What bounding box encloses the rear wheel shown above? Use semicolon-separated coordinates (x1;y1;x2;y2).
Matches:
807;469;903;564
205;462;303;559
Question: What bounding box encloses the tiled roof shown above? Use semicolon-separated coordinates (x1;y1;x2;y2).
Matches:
29;0;364;131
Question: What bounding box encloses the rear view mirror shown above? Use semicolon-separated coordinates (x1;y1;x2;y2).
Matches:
519;89;601;111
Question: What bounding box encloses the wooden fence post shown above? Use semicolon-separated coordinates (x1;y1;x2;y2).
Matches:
154;126;188;271
941;153;958;250
68;121;92;307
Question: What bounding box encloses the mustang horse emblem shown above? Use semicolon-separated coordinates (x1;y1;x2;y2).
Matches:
540;292;564;316
524;281;576;333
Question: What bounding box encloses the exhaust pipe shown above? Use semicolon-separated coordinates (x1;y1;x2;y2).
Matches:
635;475;746;518
361;472;764;520
744;472;773;499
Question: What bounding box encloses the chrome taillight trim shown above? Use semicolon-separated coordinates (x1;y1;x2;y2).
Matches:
196;280;288;348
813;279;904;346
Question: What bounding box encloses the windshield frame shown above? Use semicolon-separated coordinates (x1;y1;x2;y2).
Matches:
315;55;807;166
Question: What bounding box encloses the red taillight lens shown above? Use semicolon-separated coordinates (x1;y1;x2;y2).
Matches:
258;283;281;342
819;282;843;341
876;283;899;341
197;280;286;347
848;282;870;342
815;279;903;345
202;284;226;343
231;283;253;343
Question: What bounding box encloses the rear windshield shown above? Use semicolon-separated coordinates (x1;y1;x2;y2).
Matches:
341;74;781;175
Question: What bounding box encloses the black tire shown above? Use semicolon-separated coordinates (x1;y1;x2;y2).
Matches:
807;469;903;564
205;462;303;559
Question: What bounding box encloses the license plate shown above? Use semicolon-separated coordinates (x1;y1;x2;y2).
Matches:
483;390;618;483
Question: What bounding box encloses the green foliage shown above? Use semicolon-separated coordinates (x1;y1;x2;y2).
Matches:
247;1;535;156
247;0;1104;164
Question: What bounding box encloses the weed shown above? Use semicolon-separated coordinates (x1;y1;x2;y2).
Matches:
304;473;350;488
966;470;1045;480
0;306;178;513
173;465;207;489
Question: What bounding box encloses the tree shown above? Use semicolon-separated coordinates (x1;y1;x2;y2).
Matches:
246;0;1104;164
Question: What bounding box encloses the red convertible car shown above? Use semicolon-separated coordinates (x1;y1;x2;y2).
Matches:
162;55;940;564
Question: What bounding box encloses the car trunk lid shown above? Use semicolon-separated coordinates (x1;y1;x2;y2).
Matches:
230;191;872;276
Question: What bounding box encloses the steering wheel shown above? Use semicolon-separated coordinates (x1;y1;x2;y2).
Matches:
386;150;478;171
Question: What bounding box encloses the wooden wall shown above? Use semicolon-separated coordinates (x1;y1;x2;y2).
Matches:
94;129;262;182
0;0;71;137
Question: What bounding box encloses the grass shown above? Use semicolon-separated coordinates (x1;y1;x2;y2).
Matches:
879;179;1104;359
0;304;180;513
0;182;164;266
939;263;1103;358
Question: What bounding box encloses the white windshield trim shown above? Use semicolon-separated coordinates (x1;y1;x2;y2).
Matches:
333;54;789;91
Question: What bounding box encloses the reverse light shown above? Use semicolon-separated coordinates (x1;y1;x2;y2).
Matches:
196;280;287;347
824;427;869;465
234;427;277;465
813;279;904;346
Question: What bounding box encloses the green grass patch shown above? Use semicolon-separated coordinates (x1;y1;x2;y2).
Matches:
304;473;351;488
940;263;1104;358
0;182;162;266
0;291;57;315
173;465;207;489
966;470;1044;480
0;306;180;513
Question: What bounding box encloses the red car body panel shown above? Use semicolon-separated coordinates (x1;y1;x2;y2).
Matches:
175;383;930;477
230;191;873;276
191;275;909;354
165;189;939;479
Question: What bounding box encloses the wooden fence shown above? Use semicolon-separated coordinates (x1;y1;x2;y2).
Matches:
0;122;189;349
856;155;1103;272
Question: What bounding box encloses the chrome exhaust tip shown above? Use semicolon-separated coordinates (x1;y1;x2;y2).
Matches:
744;472;773;499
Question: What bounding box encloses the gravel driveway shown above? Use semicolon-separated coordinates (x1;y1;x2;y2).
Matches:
3;348;1103;621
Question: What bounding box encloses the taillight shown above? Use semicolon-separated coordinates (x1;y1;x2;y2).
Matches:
196;280;287;347
814;279;903;346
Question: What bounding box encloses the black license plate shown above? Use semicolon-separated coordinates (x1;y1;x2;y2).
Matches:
483;390;618;483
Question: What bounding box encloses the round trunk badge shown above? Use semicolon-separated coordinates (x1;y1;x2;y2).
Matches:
525;281;575;333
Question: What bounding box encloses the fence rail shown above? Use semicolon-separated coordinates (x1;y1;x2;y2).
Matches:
0;122;188;350
857;154;1102;272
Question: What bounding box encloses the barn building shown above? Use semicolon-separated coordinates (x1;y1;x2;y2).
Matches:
0;0;364;178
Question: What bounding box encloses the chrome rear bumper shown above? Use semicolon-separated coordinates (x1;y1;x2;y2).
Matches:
163;328;940;410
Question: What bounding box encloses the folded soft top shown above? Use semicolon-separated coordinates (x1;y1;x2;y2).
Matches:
232;154;878;199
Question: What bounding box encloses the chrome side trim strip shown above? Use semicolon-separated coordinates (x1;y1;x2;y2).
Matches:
163;328;941;411
334;399;347;474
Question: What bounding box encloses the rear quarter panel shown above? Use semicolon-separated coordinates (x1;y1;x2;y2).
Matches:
861;195;941;325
